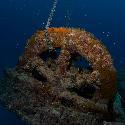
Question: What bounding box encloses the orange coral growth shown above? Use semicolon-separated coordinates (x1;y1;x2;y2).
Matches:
48;27;70;34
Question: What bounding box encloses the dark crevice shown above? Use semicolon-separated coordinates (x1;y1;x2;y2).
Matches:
39;48;61;61
68;84;96;99
68;52;93;71
32;68;47;82
60;98;74;108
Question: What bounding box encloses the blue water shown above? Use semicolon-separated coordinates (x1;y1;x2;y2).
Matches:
0;0;125;124
0;106;26;125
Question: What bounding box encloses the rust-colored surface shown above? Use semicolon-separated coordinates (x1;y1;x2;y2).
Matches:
18;27;116;101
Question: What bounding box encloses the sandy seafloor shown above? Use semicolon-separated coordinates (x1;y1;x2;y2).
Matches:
0;0;125;124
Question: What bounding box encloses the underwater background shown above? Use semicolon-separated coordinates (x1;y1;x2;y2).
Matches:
0;0;125;124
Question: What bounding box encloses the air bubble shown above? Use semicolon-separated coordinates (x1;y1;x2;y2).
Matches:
45;0;58;50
